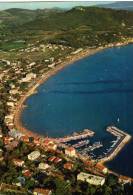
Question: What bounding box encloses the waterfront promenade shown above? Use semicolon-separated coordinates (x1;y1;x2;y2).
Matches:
13;47;101;139
13;39;133;139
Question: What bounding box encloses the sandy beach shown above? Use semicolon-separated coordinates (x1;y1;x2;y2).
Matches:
12;42;133;182
13;46;103;139
14;40;133;140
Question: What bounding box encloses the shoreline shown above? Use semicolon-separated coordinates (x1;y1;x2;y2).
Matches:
12;41;133;180
13;40;133;151
13;40;133;140
13;46;103;139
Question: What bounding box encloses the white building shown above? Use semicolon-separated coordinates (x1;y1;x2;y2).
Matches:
7;102;14;107
71;48;83;55
77;172;105;186
28;151;41;161
9;89;19;95
65;147;76;157
13;159;25;167
21;73;36;82
38;163;50;171
48;63;56;69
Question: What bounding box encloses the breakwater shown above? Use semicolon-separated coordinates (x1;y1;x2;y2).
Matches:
53;129;94;143
14;43;133;178
99;126;132;164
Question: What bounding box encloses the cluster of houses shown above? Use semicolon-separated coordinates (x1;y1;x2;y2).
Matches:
19;43;72;54
0;125;109;194
1;38;133;193
0;42;76;133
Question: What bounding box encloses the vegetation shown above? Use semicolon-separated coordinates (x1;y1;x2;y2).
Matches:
0;5;133;194
0;6;133;49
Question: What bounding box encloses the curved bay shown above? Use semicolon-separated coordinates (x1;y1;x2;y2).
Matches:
22;44;133;177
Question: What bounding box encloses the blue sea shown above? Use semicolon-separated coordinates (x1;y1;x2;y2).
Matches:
22;44;133;177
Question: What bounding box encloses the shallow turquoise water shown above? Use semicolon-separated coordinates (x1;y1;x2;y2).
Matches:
22;44;133;177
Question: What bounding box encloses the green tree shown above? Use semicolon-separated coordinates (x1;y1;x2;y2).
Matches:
55;178;72;195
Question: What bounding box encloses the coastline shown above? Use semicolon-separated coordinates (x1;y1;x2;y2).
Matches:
13;40;133;145
12;41;133;180
13;40;133;140
13;46;103;139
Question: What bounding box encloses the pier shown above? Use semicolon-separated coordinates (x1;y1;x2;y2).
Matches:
53;129;95;143
99;126;132;164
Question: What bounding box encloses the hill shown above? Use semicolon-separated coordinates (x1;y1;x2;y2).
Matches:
98;2;133;11
0;6;133;49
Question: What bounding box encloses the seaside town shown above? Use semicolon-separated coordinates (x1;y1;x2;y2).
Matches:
0;3;133;195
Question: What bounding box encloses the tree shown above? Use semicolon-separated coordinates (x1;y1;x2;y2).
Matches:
55;178;72;195
25;178;35;189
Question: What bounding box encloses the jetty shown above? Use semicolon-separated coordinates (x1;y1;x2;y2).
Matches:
54;129;94;143
99;126;132;164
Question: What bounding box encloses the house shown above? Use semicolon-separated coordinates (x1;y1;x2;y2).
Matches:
5;115;14;121
77;172;105;186
119;176;132;185
34;138;40;145
9;129;23;139
47;143;57;151
43;140;57;150
7;123;14;129
21;73;36;82
96;163;108;174
71;48;83;55
48;156;56;162
65;147;76;157
22;169;32;177
48;63;56;69
0;128;2;138
0;149;3;157
10;140;19;148
21;135;29;142
38;163;50;171
3;136;14;145
29;62;36;67
28;150;41;161
64;162;74;170
9;89;19;95
43;139;54;146
7;102;14;107
33;188;52;195
54;157;62;164
13;159;25;167
4;116;14;126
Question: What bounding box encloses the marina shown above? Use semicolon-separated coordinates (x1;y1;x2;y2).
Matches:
53;129;95;143
99;126;132;164
79;141;103;156
59;126;132;165
18;44;133;178
71;139;90;149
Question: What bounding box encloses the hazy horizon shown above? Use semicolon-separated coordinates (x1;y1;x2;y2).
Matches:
0;1;113;11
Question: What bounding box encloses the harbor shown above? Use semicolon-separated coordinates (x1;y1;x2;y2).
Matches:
56;126;132;167
12;43;133;179
99;126;132;164
54;129;95;143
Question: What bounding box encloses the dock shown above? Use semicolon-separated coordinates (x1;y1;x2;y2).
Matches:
54;129;95;143
99;126;132;164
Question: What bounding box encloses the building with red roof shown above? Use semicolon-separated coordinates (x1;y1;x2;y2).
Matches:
64;162;74;170
65;147;76;157
13;159;25;167
33;188;52;195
